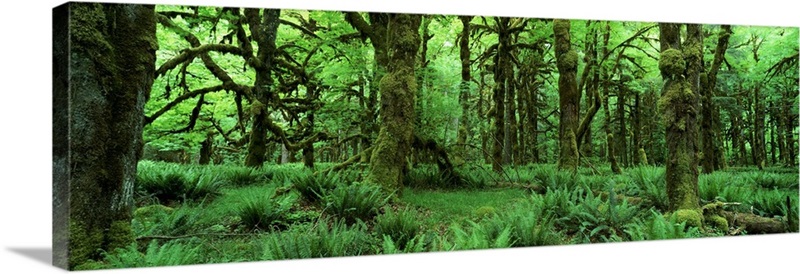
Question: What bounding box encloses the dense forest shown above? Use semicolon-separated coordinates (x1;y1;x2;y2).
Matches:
55;3;799;270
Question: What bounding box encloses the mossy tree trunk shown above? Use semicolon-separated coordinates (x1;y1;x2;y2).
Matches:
701;25;732;173
491;17;511;172
199;133;213;165
345;12;388;163
366;14;421;193
599;22;621;173
456;15;473;161
53;3;156;269
616;85;628;167
632;93;641;165
658;23;701;212
244;8;281;167
553;19;580;173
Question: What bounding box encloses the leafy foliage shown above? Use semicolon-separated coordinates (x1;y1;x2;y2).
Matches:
322;182;391;224
374;208;422;250
625;210;702;241
261;220;374;260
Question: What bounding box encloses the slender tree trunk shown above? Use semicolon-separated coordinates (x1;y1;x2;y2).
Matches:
632;93;642;165
456;15;473;162
600;22;621;173
199;133;213;165
701;25;732;173
53;3;156;269
367;14;421;192
491;17;510;172
616;85;628;167
505;67;517;165
659;23;701;213
754;85;766;169
244;9;281;167
554;19;580;172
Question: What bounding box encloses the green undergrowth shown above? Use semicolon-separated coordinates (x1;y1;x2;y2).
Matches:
78;161;798;270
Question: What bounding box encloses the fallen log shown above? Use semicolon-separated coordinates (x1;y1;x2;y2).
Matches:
720;211;787;234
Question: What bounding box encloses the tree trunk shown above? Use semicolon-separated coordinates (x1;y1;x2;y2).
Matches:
53;3;156;269
701;25;732;173
366;14;421;192
554;19;580;173
456;15;473;162
616;85;628;167
244;8;281;167
491;17;510;172
658;23;701;213
600;22;621;173
505;65;517;165
632;93;642;165
754;85;766;169
199;133;213;165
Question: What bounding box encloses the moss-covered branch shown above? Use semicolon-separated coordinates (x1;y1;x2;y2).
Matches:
155;44;243;77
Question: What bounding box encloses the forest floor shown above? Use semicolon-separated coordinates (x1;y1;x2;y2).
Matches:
76;161;799;270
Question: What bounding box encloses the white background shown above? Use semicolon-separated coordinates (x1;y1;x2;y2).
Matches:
1;0;798;273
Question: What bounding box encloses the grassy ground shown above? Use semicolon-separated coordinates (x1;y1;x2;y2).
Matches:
75;161;799;270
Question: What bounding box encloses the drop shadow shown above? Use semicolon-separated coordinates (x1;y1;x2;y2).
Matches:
7;247;52;266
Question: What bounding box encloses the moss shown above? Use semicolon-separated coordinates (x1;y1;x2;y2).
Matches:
559;50;579;71
68;220;104;269
706;214;728;230
558;129;579;172
133;204;174;220
673;209;703;228
638;148;648;165
658;48;685;78
474;206;497;218
106;221;134;251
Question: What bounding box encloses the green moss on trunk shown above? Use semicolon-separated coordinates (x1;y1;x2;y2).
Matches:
554;19;580;173
62;3;156;269
658;23;701;213
366;14;421;193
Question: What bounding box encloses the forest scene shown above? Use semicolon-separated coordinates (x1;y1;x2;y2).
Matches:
53;3;799;270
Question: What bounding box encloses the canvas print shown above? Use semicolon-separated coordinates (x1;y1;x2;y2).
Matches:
52;1;799;271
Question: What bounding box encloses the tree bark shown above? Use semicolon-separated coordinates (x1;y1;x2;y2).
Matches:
659;23;701;212
554;19;580;173
600;22;621;173
244;8;281;167
491;17;510;172
366;14;421;193
701;25;732;173
53;3;156;269
199;133;213;165
456;15;473;162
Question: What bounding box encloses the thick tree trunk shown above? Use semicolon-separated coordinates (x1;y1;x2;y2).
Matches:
53;3;156;269
659;23;701;213
366;14;421;192
554;19;580;173
617;86;628;167
244;9;281;167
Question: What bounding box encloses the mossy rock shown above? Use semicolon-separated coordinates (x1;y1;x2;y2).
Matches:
673;209;703;228
659;48;685;77
474;206;497;218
